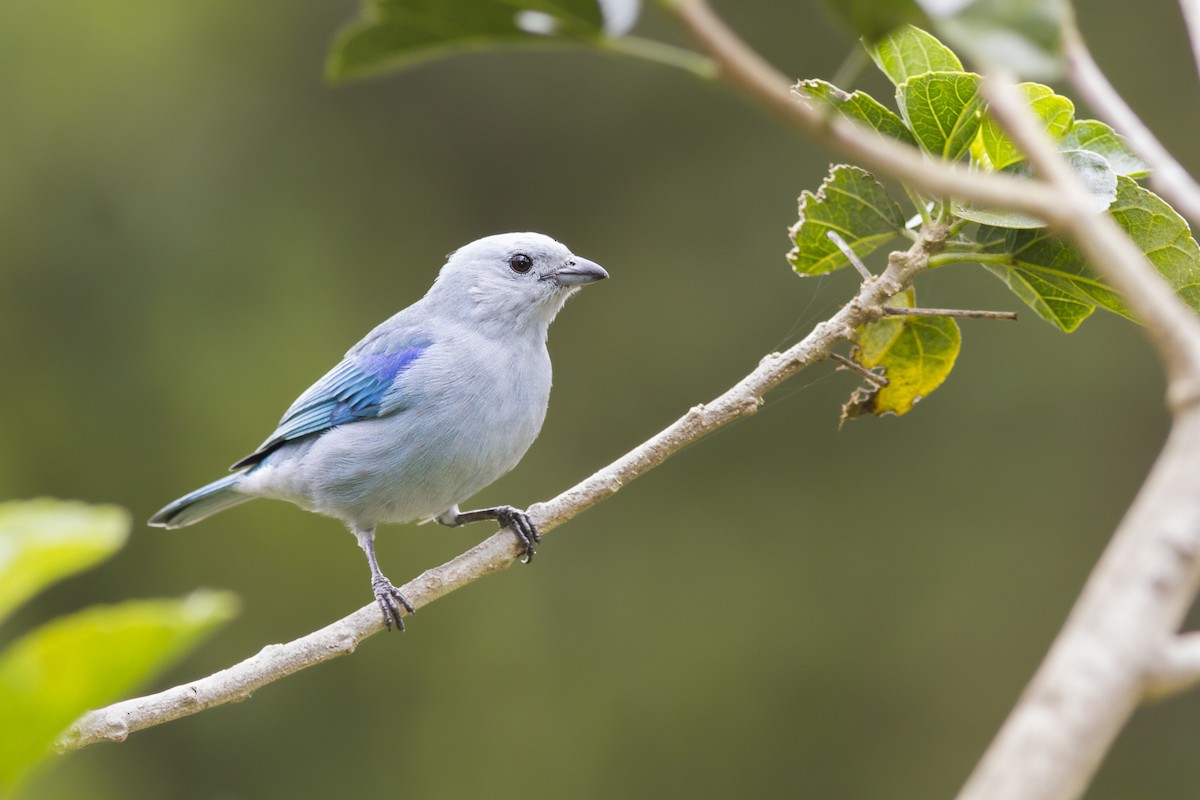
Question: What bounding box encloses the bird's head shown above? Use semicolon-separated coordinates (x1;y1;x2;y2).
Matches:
429;232;608;336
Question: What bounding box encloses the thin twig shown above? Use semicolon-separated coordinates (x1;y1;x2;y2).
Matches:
826;230;874;281
1182;0;1200;85
1062;18;1200;230
829;352;888;387
882;307;1017;321
58;225;951;752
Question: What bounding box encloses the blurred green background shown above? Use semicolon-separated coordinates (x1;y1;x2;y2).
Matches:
3;1;1199;797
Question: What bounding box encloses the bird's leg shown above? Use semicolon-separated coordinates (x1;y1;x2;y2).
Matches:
437;505;540;563
353;526;414;631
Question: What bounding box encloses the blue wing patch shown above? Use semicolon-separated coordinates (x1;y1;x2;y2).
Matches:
231;345;427;470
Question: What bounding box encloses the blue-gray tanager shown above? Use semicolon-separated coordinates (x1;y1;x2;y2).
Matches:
149;232;608;630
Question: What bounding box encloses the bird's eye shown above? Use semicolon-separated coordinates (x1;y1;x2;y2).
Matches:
509;253;534;274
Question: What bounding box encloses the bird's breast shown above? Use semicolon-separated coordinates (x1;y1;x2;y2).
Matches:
285;336;552;527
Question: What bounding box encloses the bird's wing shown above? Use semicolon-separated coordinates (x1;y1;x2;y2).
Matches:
230;341;430;470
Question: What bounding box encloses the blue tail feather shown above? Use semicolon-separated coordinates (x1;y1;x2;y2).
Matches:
148;474;249;528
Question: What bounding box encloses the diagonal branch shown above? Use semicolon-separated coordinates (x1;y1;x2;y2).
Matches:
1062;17;1200;231
666;0;1064;223
949;73;1200;800
980;74;1200;400
57;225;951;752
1183;0;1200;86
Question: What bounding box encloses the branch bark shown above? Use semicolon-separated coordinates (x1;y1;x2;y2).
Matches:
666;0;1066;223
1147;632;1200;699
58;225;951;752
939;73;1200;800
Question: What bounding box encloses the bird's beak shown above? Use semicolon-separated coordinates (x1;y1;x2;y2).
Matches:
551;257;609;287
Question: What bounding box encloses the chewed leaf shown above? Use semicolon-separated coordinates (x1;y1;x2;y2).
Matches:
788;165;906;276
0;500;130;625
979;176;1200;330
896;72;983;161
1061;119;1148;178
794;80;916;146
327;0;615;80
842;289;961;420
868;24;963;85
971;82;1074;171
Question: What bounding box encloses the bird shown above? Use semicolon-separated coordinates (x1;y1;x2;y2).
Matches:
149;232;608;630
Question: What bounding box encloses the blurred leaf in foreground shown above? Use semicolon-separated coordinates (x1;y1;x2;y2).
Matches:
0;499;239;796
0;592;238;794
923;0;1067;80
0;500;129;626
328;0;633;80
821;0;925;42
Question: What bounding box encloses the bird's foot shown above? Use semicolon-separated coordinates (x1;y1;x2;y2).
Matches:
371;575;414;632
493;506;541;564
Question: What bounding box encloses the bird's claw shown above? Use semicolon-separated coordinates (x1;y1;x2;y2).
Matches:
371;575;414;632
495;506;540;564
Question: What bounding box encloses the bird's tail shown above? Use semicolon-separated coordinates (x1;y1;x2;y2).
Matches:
148;473;250;528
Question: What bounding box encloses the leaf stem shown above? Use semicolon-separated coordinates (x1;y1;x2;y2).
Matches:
598;36;718;79
946;216;973;237
935;197;953;225
927;250;1011;268
905;185;934;226
882;306;1018;321
830;44;869;90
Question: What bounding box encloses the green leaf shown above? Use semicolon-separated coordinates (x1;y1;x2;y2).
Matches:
787;165;906;276
979;176;1200;330
980;260;1099;331
925;0;1066;81
1061;119;1148;178
0;500;130;626
956;149;1117;229
895;71;984;161
820;0;924;42
971;82;1074;171
0;591;238;792
841;289;961;421
793;80;917;146
327;0;614;80
868;24;963;86
1111;177;1200;310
